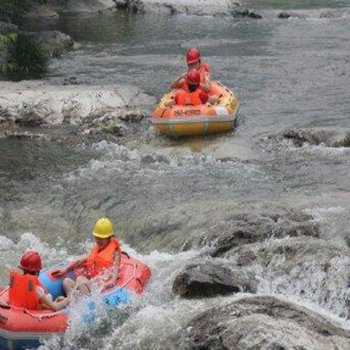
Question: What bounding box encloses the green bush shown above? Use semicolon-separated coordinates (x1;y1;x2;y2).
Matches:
0;32;49;80
0;0;30;24
0;1;52;24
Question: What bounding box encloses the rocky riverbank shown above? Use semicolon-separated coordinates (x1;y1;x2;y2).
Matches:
21;0;264;19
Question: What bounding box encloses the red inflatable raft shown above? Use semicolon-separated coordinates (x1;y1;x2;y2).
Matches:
0;252;151;350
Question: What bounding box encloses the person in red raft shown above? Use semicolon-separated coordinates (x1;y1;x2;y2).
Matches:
53;217;121;295
170;68;218;106
9;251;69;311
171;47;212;92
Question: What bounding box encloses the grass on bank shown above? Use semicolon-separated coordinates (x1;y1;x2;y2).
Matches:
0;1;70;80
0;0;31;24
0;32;49;80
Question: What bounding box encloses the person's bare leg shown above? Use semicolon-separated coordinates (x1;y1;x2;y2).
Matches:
63;277;76;295
75;276;91;295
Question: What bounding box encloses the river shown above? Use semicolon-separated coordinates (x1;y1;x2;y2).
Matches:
1;0;350;348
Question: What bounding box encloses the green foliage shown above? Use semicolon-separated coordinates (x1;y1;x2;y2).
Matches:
0;0;30;24
0;1;52;24
0;32;49;80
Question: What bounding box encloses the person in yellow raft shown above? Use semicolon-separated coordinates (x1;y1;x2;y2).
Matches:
9;251;69;311
166;69;218;107
52;217;121;295
171;47;212;92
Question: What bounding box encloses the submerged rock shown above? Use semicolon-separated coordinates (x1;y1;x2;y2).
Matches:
233;236;347;270
319;10;344;19
81;109;145;136
283;127;350;148
231;236;350;318
202;211;319;257
278;12;290;19
173;261;257;298
231;7;262;19
166;296;350;349
129;207;320;255
5;131;50;141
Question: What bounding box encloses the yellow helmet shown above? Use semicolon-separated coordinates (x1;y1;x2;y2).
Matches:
93;218;114;239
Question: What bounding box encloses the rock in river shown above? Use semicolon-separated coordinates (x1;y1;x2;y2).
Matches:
166;295;350;350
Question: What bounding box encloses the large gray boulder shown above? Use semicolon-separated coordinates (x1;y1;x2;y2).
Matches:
202;211;320;257
173;261;257;298
166;296;350;350
127;208;320;254
283;127;350;148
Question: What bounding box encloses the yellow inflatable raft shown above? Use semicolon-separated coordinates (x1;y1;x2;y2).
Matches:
151;81;239;137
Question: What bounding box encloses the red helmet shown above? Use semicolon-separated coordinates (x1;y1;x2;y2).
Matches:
19;251;42;272
187;68;200;85
186;48;201;64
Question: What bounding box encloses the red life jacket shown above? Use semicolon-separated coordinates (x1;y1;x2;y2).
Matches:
75;237;121;279
8;271;47;310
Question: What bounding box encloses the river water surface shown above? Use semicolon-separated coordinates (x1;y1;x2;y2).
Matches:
1;0;350;349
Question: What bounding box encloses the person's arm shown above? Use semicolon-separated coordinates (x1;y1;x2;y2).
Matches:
114;252;120;277
203;63;212;77
52;255;88;277
171;72;186;89
200;74;211;92
101;252;121;291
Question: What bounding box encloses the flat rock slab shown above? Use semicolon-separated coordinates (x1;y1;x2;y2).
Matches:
63;0;116;12
0;81;155;126
118;0;245;16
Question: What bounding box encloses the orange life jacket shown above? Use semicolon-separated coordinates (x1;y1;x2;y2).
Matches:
8;271;47;310
75;237;121;279
176;89;203;106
